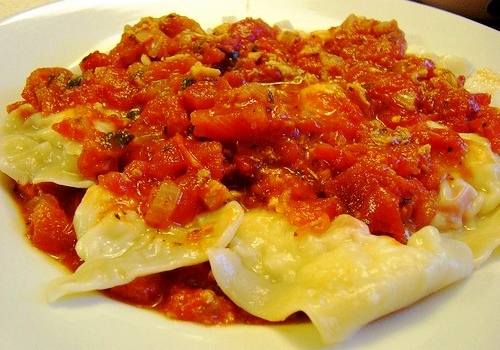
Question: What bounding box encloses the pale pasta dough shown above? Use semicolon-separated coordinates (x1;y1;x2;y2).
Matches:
207;211;473;344
0;106;93;188
46;185;244;301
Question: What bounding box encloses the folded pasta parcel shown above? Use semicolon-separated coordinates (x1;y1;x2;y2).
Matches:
1;13;499;345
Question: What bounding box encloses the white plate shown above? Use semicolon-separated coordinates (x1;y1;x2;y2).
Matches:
0;1;499;349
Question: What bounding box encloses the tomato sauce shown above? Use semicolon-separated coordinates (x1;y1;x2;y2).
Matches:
9;14;500;324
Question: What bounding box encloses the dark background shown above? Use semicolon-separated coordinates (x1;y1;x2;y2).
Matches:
411;0;500;30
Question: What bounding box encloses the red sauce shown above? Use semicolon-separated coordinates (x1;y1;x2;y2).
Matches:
8;14;500;324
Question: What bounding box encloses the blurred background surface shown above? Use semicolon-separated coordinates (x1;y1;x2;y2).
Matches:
1;1;499;29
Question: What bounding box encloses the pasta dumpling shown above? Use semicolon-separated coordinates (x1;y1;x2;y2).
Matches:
0;105;93;188
47;185;244;301
208;211;474;344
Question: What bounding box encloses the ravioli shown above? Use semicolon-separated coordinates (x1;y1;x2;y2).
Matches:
206;130;500;344
208;211;473;344
449;206;500;267
458;133;500;218
0;105;93;188
432;133;500;264
47;185;244;301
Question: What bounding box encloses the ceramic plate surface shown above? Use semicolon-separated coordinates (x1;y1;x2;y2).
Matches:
0;1;499;349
